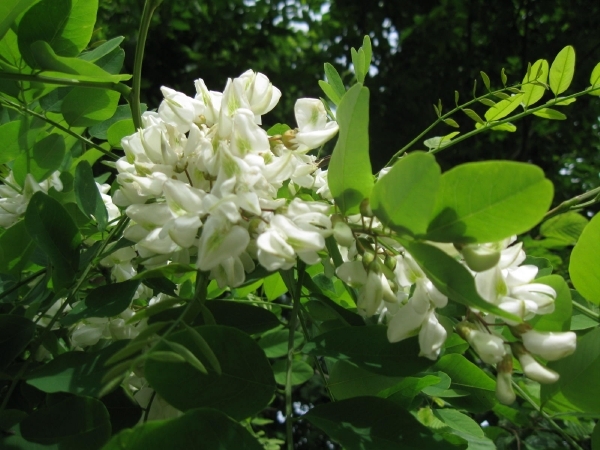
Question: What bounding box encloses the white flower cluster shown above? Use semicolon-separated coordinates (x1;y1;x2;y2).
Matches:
112;70;338;288
334;223;576;404
0;171;63;228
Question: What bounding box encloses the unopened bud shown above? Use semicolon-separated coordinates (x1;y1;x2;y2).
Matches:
460;243;501;272
495;354;516;405
512;343;559;384
384;255;397;271
361;251;376;269
333;221;355;247
359;198;373;217
356;238;373;256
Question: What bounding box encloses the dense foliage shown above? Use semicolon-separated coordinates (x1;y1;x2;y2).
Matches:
0;1;599;449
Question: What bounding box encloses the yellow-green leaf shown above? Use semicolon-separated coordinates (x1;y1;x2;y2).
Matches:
522;59;549;107
549;45;576;95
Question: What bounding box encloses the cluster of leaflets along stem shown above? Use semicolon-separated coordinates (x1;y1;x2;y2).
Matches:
0;1;599;447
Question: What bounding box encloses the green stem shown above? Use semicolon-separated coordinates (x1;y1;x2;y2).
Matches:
512;382;585;450
281;264;306;450
0;98;119;161
544;186;600;221
0;71;131;96
0;269;45;302
571;301;600;322
0;175;22;194
430;86;600;155
131;0;163;129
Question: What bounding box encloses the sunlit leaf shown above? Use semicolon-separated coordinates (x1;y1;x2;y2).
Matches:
521;59;549;107
61;87;121;127
533;108;567;120
484;94;523;121
549;45;576;95
570;214;600;304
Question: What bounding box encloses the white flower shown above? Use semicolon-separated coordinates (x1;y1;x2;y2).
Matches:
520;330;576;361
197;216;250;271
457;323;506;364
158;86;205;134
495;355;516;405
236;69;281;122
514;345;560;383
418;310;447;360
386;296;429;343
293;98;339;151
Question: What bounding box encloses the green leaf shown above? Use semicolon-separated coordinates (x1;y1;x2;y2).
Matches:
18;0;97;67
74;160;108;231
444;118;460;128
272;359;313;385
501;68;507;86
62;280;140;326
197;300;280;335
28;133;65;182
103;408;262;450
540;212;588;245
351;47;366;83
476;122;517;132
434;354;497;412
61;87;121;128
542;327;600;413
462;108;485;124
0;315;35;369
549;45;576;95
25;341;129;396
327;83;373;214
528;275;572;332
423;132;460;150
304;397;439;450
20;394;110;449
263;271;288;300
327;360;404;400
480;71;491;91
29;41;130;83
521;59;549;107
303;325;432;377
163;339;208;374
79;36;125;62
0;120;29;165
145;325;275;420
362;35;372;67
406;242;520;321
484;94;523;121
570;214;600;304
370;151;441;236
589;62;600;96
533;108;567;120
324;62;346;99
425;161;554;243
258;328;303;358
551;96;577;106
107;119;135;149
593;421;600;450
0;0;37;41
0;221;35;275
433;408;484;438
25;192;80;290
319;80;341;105
478;98;496;107
89;104;145;139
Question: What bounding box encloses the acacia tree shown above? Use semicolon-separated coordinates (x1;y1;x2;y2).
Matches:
0;1;599;449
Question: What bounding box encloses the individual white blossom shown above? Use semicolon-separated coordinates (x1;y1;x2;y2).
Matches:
520;329;577;361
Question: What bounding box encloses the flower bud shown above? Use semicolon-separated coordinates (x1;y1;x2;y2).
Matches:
333;221;355;247
361;250;376;269
495;354;516;405
457;322;506;364
359;198;373;217
384;255;397;272
461;243;501;272
521;330;576;361
512;343;559;384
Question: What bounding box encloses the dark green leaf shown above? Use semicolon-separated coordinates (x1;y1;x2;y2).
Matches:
89;104;144;139
0;0;37;41
327;360;404;400
145;325;275;420
0;314;36;369
201;300;280;335
328;83;373;214
20;394;110;449
370;151;440;236
25;341;129;396
0;120;27;165
570;214;600;304
434;354;497;412
0;221;35;275
103;408;262;450
25;192;80;290
259;328;303;358
425;161;554;243
61;87;121;128
62;280;139;326
272;359;313;385
74;160;108;231
304;397;441;450
304;325;432;376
